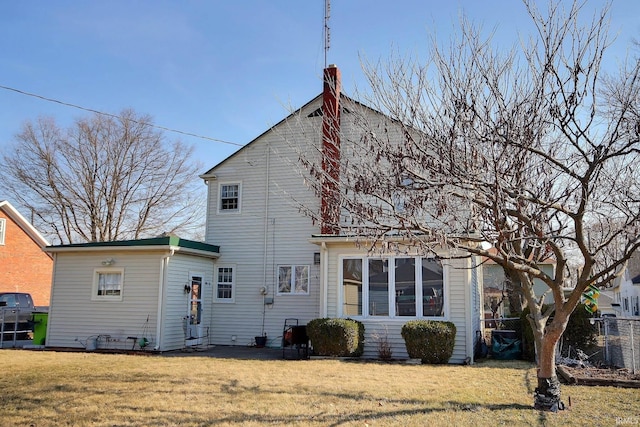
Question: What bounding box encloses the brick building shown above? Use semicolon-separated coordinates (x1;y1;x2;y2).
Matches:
0;200;52;306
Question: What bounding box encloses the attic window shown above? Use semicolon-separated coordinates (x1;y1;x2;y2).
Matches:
307;108;322;117
0;218;5;245
307;107;352;118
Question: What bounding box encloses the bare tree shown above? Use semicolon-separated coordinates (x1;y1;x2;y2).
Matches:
1;109;205;244
301;0;640;411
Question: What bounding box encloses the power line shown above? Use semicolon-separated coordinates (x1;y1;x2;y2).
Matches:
0;84;244;147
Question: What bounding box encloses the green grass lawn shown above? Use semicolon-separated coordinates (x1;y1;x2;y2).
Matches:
0;350;637;426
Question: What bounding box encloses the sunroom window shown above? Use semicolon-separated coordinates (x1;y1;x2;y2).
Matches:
341;257;444;318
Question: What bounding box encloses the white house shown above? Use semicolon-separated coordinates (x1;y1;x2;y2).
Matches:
200;65;483;362
44;236;220;351
612;251;640;317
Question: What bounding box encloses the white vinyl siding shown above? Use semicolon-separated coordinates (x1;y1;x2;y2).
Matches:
204;97;324;346
46;250;214;352
47;252;162;350
201;94;479;359
159;254;214;351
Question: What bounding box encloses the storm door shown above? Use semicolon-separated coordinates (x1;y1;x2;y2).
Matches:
186;273;204;344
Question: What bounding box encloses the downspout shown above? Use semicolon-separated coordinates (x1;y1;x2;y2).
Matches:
262;145;271;292
155;251;173;351
45;252;57;347
465;256;474;364
261;145;271;340
321;242;328;317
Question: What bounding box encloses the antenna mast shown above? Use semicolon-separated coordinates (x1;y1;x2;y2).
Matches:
324;0;331;68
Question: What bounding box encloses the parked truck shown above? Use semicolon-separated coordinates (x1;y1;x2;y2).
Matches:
0;292;38;340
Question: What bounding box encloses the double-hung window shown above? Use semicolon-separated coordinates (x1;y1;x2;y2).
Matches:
278;265;309;295
215;266;235;302
219;183;240;212
341;257;445;318
92;268;124;301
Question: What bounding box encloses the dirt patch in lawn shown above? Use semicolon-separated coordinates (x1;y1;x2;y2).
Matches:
558;365;640;388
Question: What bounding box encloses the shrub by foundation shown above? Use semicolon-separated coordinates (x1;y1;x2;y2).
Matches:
307;318;364;357
401;320;456;364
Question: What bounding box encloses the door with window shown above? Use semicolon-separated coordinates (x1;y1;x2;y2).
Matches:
186;273;204;344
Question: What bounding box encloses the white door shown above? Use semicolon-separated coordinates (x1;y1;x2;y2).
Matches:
186;273;203;345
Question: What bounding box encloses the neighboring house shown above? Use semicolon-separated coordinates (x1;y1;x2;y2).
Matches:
44;236;220;351
483;255;618;319
0;200;52;306
199;65;483;363
595;290;616;317
482;258;555;319
612;251;640;317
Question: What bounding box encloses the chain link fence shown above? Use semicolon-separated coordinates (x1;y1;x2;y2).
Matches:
481;316;640;374
595;317;639;374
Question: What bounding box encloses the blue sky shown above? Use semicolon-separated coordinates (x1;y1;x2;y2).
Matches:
1;1;639;174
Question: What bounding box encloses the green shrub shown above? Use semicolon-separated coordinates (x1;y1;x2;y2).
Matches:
306;318;364;357
401;320;456;364
562;303;598;354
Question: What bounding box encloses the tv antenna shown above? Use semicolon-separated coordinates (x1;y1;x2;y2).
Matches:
324;0;331;68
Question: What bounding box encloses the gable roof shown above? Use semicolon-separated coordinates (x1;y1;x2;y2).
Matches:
45;236;220;259
0;200;50;248
199;92;379;178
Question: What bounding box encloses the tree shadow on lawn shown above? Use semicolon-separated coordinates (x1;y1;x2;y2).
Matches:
202;400;535;427
4;377;541;426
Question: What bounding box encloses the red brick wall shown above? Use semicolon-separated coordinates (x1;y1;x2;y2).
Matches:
0;213;53;306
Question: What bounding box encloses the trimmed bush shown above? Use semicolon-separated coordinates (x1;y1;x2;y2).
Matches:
306;318;364;357
401;320;456;364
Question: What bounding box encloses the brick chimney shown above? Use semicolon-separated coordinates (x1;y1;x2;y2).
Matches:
320;64;341;235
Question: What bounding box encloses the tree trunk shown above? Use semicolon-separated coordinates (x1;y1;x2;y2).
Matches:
534;329;565;412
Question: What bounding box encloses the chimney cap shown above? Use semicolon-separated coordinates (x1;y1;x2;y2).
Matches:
327;64;338;68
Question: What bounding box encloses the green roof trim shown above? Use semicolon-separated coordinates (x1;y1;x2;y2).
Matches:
47;236;220;254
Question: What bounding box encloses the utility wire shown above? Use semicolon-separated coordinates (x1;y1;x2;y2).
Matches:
0;84;244;147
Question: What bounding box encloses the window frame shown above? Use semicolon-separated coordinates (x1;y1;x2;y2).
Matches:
0;218;5;245
92;267;125;301
214;265;235;303
339;256;447;319
277;264;310;295
217;182;242;214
